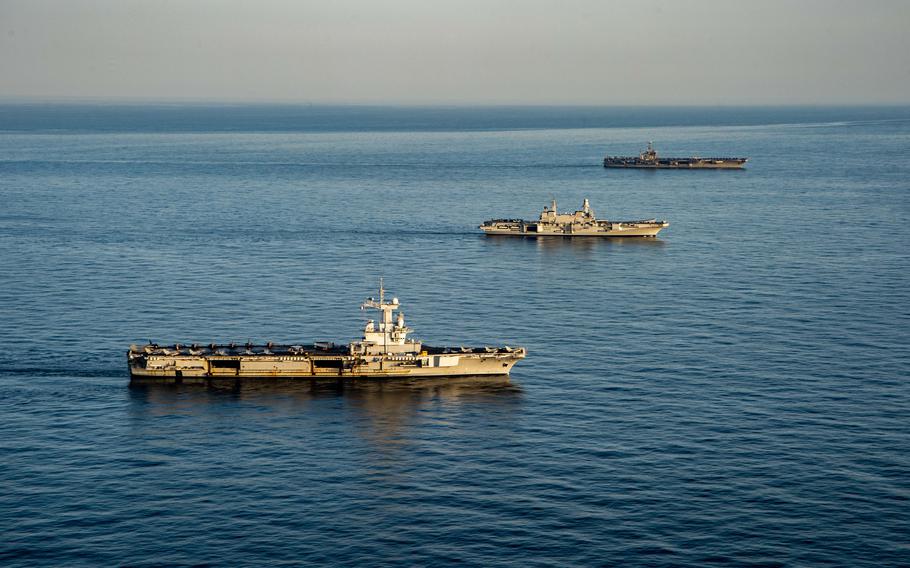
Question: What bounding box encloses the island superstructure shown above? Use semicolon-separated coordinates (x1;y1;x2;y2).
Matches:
128;282;526;382
480;198;669;238
604;142;748;169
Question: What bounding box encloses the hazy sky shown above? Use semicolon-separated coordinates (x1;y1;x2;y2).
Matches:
1;0;908;104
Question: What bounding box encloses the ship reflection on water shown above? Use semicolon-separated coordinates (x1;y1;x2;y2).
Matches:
128;376;523;451
483;234;667;256
129;375;521;401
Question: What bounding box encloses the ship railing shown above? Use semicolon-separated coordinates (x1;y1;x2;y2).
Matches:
600;219;663;225
139;342;357;357
690;156;747;161
423;345;518;355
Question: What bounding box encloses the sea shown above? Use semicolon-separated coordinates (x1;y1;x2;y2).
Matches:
1;104;908;567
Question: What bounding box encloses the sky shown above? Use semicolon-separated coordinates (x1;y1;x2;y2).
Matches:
1;0;908;105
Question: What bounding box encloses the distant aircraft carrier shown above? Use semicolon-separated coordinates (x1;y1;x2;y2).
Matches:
604;142;748;169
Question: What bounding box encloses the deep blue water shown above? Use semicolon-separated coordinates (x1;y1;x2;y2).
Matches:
1;105;909;567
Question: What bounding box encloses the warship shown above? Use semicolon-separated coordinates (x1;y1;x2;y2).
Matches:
480;198;669;238
604;142;748;169
128;282;526;382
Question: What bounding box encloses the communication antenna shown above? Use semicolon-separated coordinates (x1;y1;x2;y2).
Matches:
379;277;386;354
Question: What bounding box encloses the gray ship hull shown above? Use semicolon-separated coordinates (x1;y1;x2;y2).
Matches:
604;143;748;169
603;157;747;169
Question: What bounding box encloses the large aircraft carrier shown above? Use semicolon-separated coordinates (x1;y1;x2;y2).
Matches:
604;142;748;169
128;283;525;382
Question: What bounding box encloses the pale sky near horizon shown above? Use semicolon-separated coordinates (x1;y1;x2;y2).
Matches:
1;0;908;105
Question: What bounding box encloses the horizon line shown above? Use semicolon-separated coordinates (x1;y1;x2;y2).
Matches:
1;96;910;109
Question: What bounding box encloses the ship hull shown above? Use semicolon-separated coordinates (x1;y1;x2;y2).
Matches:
129;347;525;382
603;158;747;169
480;221;668;238
481;226;665;237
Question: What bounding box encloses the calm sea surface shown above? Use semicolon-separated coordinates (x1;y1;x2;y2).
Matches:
1;105;908;567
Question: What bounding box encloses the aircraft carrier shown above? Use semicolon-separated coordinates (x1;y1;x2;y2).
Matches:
128;283;526;382
604;142;748;169
480;198;669;238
